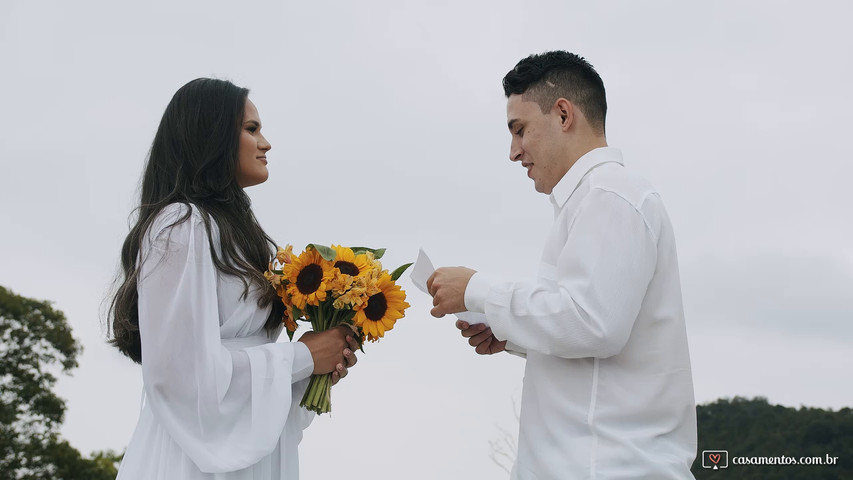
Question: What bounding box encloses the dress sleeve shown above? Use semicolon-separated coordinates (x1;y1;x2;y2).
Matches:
137;205;314;473
466;188;658;359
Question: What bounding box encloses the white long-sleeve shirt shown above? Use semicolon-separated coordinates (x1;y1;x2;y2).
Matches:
117;203;315;479
465;147;697;479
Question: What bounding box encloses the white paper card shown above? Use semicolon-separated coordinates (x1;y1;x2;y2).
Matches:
409;248;435;295
409;248;489;327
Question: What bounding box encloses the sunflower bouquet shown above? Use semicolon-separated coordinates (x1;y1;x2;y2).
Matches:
265;244;411;414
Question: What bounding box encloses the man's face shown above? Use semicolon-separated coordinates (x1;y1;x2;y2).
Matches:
506;94;568;194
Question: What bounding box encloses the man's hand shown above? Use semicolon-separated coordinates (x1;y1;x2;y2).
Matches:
456;320;507;355
426;266;477;317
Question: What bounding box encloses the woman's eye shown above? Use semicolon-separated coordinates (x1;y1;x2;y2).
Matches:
247;126;257;133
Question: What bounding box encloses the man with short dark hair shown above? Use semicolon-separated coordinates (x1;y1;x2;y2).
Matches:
428;51;697;479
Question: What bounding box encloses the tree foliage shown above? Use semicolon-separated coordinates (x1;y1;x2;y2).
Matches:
693;396;852;479
0;285;118;479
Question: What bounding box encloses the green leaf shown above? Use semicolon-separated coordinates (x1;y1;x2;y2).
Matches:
307;244;336;261
390;262;413;281
350;246;386;259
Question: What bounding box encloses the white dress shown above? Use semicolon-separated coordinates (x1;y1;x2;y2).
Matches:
116;204;315;479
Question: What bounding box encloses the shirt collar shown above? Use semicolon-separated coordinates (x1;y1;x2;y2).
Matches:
549;147;624;212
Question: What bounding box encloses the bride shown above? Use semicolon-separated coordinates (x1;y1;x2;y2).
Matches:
107;78;359;479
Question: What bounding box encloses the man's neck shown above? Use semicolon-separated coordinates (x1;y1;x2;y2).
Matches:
566;136;608;172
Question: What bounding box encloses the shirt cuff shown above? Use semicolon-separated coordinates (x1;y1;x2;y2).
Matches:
464;272;491;314
505;341;527;358
292;341;314;382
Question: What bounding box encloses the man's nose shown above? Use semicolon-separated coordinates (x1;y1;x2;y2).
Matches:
509;145;523;161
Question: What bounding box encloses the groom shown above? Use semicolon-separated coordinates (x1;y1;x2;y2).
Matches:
427;51;697;479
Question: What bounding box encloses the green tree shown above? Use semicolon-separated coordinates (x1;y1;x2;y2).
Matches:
0;285;119;479
693;396;852;479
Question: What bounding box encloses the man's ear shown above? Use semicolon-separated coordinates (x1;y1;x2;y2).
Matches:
554;98;574;131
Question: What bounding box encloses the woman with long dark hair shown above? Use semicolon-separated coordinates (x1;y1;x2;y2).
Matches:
109;78;358;479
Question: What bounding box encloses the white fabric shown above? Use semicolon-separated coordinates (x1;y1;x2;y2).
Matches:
465;147;697;479
116;203;315;480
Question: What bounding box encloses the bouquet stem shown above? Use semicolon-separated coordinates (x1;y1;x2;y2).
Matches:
300;372;332;414
298;302;357;415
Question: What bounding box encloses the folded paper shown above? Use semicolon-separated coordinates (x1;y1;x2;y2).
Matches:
410;248;489;327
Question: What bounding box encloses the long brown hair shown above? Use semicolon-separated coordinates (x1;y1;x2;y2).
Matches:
108;78;283;363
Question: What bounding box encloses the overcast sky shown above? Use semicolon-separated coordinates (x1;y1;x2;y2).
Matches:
2;1;852;478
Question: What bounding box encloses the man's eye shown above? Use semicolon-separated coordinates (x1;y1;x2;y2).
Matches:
516;128;524;137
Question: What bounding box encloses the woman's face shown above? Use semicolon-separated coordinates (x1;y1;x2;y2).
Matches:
236;99;272;188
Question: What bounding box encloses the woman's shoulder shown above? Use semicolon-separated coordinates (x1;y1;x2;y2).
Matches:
146;203;216;245
149;202;196;230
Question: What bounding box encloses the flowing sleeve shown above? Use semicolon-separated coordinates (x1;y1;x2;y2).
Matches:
137;204;314;473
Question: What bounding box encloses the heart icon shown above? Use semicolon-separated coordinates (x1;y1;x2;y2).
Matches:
709;454;721;464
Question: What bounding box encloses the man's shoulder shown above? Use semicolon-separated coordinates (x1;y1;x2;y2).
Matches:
584;163;659;209
581;165;673;238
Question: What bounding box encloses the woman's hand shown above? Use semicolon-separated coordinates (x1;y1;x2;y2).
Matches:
298;325;360;384
331;333;359;386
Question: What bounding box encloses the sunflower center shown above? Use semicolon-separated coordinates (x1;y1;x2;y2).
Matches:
334;261;360;276
364;293;388;321
296;264;323;294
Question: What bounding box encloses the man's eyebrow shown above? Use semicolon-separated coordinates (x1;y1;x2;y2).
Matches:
508;119;519;130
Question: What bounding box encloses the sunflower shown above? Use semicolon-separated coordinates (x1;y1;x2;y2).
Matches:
283;247;334;310
330;245;372;277
353;273;410;341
